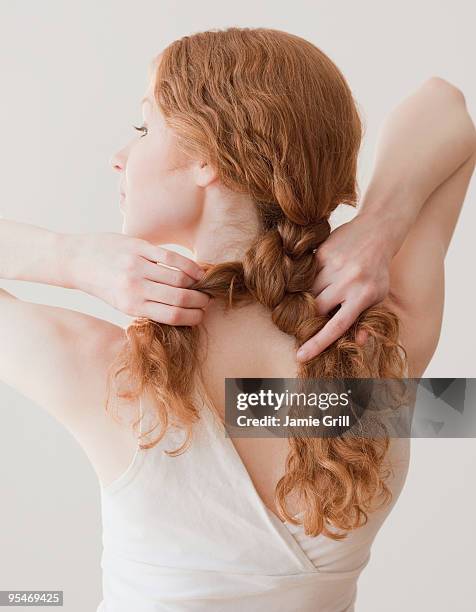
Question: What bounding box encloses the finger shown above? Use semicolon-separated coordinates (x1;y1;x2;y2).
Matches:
142;280;211;309
310;270;332;298
139;243;205;281
139;301;205;326
313;284;346;316
296;301;362;362
142;258;200;288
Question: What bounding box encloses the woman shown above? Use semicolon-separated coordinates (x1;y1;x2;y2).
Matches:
1;27;475;612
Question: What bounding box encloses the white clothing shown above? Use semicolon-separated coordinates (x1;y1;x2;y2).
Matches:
96;386;410;611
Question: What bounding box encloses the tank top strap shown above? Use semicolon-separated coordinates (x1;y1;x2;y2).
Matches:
138;393;144;437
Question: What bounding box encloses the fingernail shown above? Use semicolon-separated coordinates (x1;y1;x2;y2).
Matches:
296;349;308;361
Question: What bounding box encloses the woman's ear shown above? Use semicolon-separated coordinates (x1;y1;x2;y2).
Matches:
194;160;218;188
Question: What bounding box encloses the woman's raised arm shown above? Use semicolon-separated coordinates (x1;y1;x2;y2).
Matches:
297;77;476;362
0;219;208;323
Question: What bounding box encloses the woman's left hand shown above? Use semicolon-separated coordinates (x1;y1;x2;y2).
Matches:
296;212;396;362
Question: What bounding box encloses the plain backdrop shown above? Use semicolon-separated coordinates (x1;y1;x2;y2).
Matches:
0;1;475;611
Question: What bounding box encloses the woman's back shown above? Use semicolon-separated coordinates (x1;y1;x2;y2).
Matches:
97;369;410;612
196;299;303;520
196;296;413;521
94;226;439;612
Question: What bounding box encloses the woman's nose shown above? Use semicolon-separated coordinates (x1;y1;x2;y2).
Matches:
110;149;125;173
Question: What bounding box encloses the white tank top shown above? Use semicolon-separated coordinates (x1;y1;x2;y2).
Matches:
96;384;411;612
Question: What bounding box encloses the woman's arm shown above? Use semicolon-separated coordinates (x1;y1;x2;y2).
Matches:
383;149;475;377
0;219;74;287
297;77;476;362
0;219;208;322
357;76;476;254
0;220;207;436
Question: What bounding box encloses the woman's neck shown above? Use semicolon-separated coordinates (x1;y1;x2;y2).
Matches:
197;299;299;418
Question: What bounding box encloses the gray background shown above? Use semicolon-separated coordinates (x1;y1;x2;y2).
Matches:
0;1;475;610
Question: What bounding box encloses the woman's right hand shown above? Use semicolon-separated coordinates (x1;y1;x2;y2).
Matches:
68;232;211;325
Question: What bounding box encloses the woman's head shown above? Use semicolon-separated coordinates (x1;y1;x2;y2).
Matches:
110;65;214;246
111;27;363;264
107;27;407;540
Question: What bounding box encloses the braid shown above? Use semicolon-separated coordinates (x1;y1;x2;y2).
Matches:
193;215;332;344
242;217;331;337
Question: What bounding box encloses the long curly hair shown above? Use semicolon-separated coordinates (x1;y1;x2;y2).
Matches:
106;27;408;540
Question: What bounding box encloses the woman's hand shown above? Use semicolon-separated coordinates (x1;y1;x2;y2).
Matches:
69;232;210;325
296;212;397;362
